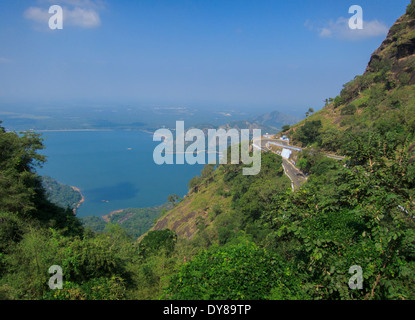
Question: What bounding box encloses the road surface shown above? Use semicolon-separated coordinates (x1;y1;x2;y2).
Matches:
281;158;306;191
253;137;345;191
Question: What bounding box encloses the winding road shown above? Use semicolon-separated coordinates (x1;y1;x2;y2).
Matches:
253;137;345;191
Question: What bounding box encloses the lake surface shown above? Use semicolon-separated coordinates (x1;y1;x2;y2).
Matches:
37;130;204;217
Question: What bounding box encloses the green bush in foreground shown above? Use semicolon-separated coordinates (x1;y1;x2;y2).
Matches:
164;240;309;300
43;276;125;300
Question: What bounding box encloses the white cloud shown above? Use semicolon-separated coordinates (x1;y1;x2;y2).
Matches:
24;0;103;29
65;7;101;27
24;7;50;24
306;17;389;41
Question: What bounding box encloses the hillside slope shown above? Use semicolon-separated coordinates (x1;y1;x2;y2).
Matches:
287;2;415;152
150;1;415;242
142;2;415;301
1;2;414;301
148;152;290;242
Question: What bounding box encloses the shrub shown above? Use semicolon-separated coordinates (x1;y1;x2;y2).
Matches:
294;120;322;146
165;241;308;300
139;229;177;258
406;0;415;18
341;104;357;115
334;96;342;108
43;276;125;300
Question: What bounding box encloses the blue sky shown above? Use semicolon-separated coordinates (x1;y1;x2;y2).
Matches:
0;0;411;116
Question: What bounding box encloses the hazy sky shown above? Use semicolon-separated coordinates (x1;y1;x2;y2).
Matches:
0;0;411;115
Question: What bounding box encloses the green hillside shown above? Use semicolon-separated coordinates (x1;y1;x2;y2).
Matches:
40;176;83;213
81;204;171;239
1;1;414;301
288;2;415;153
147;2;415;300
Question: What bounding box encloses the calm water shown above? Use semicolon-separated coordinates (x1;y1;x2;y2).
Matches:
37;130;204;217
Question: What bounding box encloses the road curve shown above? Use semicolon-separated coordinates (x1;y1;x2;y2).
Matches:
252;137;345;191
282;158;306;191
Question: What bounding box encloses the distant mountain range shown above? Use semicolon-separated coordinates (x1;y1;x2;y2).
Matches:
1;103;301;134
251;111;301;131
188;110;302;135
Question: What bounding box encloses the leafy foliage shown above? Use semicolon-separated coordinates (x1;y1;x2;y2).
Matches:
165;241;308;300
1;4;415;300
139;229;177;258
41;176;82;210
292;120;322;146
81;205;169;238
43;276;126;300
264;129;415;299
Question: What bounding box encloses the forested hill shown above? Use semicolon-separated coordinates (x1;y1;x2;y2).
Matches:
41;176;83;213
146;1;415;300
287;1;415;153
0;2;414;301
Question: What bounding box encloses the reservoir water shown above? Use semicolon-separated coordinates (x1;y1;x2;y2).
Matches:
37;130;204;217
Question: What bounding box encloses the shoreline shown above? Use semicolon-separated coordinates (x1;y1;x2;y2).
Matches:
35;128;156;134
102;209;125;223
164;150;222;155
37;129;113;132
71;186;85;215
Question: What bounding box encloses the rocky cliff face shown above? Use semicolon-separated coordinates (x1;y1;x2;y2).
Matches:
366;1;415;84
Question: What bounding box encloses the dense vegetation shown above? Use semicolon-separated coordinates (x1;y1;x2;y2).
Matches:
81;205;170;239
1;1;415;301
41;176;82;212
1;106;414;300
160;136;415;299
